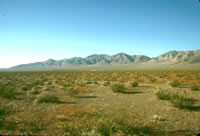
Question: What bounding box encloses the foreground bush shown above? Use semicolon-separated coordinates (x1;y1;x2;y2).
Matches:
171;96;196;109
155;88;197;110
131;81;138;87
111;84;125;93
156;88;172;100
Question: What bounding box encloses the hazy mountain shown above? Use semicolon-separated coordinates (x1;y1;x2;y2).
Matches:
149;50;200;64
5;49;200;70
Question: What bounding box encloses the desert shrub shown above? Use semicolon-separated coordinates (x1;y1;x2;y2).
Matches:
0;107;17;131
169;80;180;87
191;85;199;91
0;107;7;122
36;94;60;103
171;95;196;109
21;86;29;91
176;73;184;77
131;81;138;87
156;88;172;100
68;88;80;97
97;119;113;136
111;84;125;93
155;88;197;110
103;81;110;86
28;88;41;95
0;86;15;99
62;83;71;88
86;80;93;84
64;126;81;136
149;77;157;83
60;107;157;136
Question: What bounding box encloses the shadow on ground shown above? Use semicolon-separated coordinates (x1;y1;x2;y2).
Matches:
118;90;142;94
184;106;200;111
76;96;98;99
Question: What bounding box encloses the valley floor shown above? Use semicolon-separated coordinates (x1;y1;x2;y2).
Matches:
0;71;200;136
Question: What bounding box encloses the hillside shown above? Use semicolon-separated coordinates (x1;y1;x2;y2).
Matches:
5;49;200;70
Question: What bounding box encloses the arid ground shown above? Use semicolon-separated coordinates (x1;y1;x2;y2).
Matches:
0;71;200;136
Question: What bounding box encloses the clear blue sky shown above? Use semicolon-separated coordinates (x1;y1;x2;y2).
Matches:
0;0;200;67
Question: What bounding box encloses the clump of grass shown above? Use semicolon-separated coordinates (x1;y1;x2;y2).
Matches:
131;81;138;87
169;80;180;87
191;84;199;91
35;93;60;103
155;88;197;110
111;83;125;93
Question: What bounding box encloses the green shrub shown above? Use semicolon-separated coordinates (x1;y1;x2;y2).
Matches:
149;78;157;83
97;119;113;136
131;81;138;87
36;94;60;103
191;85;199;91
87;80;93;84
171;95;196;109
155;88;197;110
21;86;29;91
0;107;7;119
169;80;180;87
0;86;15;99
0;106;17;131
28;88;41;95
156;88;172;100
111;84;125;93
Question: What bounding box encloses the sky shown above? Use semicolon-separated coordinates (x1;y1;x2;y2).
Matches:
0;0;200;68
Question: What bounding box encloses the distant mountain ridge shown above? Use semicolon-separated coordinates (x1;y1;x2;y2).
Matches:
149;50;200;64
6;49;200;70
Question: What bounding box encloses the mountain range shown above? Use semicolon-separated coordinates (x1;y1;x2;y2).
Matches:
4;49;200;70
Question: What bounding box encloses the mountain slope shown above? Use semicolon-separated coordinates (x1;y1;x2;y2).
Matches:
149;50;200;64
7;49;200;70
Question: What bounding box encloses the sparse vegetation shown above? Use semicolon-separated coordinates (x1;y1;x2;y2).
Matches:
0;71;200;135
111;83;125;93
